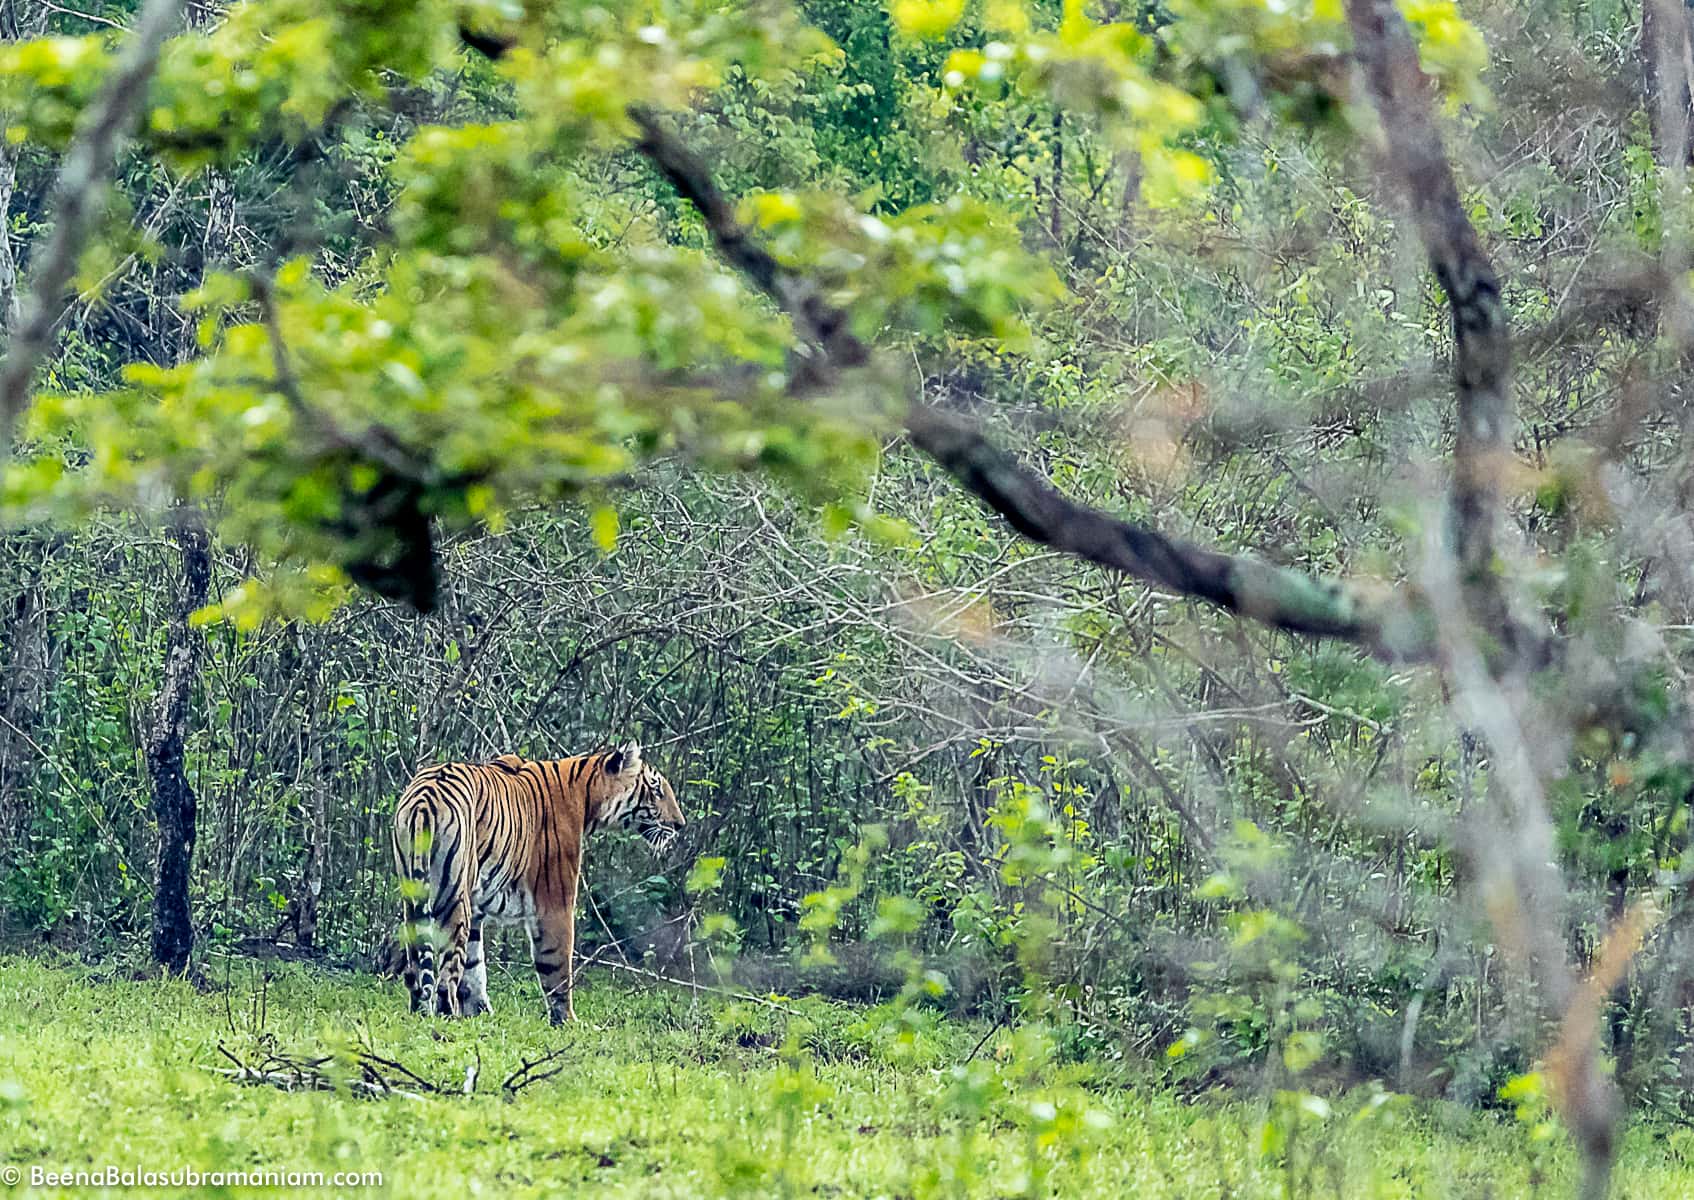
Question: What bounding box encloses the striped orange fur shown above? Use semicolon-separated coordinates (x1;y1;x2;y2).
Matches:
391;741;683;1023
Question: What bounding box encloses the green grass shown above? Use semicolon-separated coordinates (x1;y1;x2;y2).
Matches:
0;953;1691;1198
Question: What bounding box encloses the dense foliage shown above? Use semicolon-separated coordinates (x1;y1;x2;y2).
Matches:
3;0;1694;1194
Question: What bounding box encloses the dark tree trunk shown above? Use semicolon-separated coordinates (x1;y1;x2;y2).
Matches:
146;0;227;968
0;535;59;855
147;518;210;975
1049;111;1063;247
1644;0;1694;166
278;730;327;951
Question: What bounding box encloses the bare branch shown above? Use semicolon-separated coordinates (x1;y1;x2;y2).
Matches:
501;1046;574;1095
902;405;1431;658
1345;0;1535;660
624;105;1438;663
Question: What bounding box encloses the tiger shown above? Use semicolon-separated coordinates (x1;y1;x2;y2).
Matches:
390;740;684;1024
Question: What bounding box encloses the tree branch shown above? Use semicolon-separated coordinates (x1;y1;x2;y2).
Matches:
624;104;1437;662
1346;4;1614;1190
0;0;184;456
1345;0;1532;657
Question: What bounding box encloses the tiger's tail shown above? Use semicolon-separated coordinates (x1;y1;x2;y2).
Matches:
393;798;439;1013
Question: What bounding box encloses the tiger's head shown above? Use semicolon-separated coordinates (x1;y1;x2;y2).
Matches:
630;762;685;857
591;739;647;811
594;742;684;857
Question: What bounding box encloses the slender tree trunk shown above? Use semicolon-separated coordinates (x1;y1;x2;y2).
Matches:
147;517;209;975
0;139;25;332
142;0;228;968
0;3;49;332
1049;111;1063;248
279;726;327;951
0;537;55;849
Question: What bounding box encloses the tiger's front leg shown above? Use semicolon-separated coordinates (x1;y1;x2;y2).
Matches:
530;895;578;1025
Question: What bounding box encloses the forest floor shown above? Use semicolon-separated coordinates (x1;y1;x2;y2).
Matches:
0;953;1691;1198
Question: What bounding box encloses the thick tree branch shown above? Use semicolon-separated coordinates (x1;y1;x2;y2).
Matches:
1347;5;1614;1191
902;406;1425;651
625;105;1436;662
629;105;868;391
0;0;183;456
451;28;1435;658
1345;1;1531;656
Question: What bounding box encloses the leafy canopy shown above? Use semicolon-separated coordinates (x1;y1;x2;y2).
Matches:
0;0;1487;623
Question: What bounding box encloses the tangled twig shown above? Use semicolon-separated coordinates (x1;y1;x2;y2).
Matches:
209;1039;478;1102
502;1046;574;1095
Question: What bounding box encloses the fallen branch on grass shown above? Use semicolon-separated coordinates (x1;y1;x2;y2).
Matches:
209;1039;472;1101
579;955;804;1017
502;1046;575;1095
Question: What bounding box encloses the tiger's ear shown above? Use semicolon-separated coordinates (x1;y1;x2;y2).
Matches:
606;739;642;775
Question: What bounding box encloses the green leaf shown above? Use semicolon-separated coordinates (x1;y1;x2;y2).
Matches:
590;505;620;553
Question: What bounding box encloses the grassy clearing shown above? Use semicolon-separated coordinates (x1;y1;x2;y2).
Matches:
0;954;1690;1198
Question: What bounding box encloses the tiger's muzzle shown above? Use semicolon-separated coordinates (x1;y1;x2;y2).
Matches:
642;825;681;857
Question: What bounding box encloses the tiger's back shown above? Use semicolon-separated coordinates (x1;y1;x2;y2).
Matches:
392;753;595;923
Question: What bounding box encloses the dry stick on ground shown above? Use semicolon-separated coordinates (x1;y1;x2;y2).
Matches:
212;1041;431;1101
0;0;184;455
503;1046;575;1095
570;932;803;1017
963;1012;1009;1064
581;955;804;1017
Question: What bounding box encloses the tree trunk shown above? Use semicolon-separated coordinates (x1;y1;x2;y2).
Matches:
1643;0;1694;166
0;138;25;332
147;517;210;975
0;3;50;332
278;728;327;951
144;0;227;969
0;537;56;851
1049;111;1063;248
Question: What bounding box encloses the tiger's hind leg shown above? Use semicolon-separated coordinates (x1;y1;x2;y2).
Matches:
456;923;492;1017
432;889;472;1017
398;903;435;1014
